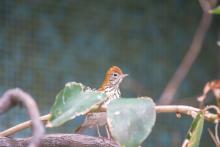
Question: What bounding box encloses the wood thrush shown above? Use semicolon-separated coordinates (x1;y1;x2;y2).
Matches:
75;66;128;136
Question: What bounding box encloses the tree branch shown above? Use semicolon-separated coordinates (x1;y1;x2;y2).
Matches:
0;114;50;137
0;88;45;147
158;0;217;105
156;105;218;121
0;134;119;147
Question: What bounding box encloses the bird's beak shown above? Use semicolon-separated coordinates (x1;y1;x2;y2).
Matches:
122;74;128;78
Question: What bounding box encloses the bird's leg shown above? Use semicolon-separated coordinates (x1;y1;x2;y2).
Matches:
96;125;101;137
105;124;111;139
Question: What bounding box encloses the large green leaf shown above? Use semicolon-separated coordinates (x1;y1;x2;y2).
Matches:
182;112;204;147
48;82;107;127
210;6;220;14
107;97;156;147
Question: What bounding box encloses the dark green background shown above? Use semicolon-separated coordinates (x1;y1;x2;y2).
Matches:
0;1;219;146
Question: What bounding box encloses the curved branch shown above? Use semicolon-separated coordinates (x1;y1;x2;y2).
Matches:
0;88;45;147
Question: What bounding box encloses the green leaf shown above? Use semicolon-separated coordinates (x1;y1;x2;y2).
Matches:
48;82;107;127
183;112;204;147
210;6;220;14
107;97;156;147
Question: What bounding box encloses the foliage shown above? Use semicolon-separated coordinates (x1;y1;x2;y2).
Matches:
210;6;220;14
49;82;156;146
107;98;156;147
48;82;107;127
182;112;204;147
47;82;220;146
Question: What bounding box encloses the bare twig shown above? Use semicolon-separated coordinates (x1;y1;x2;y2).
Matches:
215;122;220;144
0;114;50;137
204;105;220;116
181;139;189;147
208;122;220;147
205;106;220;146
158;0;217;105
208;128;219;146
0;88;45;147
156;105;219;121
156;105;199;118
0;134;119;147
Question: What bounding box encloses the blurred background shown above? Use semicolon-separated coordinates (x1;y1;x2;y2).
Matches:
0;0;219;146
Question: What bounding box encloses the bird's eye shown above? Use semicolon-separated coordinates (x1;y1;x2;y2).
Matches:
113;73;118;77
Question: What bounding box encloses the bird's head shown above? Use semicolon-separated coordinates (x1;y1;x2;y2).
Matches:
99;66;128;91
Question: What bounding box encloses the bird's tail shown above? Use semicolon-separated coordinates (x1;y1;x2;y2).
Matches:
74;125;86;133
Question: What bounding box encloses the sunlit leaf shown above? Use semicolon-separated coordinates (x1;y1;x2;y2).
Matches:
48;82;106;127
210;6;220;14
107;97;156;147
182;112;204;147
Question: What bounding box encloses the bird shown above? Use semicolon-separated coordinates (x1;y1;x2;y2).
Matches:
75;66;128;137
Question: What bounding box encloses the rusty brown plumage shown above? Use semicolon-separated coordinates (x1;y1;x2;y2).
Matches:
98;66;124;91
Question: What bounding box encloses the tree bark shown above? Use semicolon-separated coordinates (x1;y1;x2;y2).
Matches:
0;134;119;147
